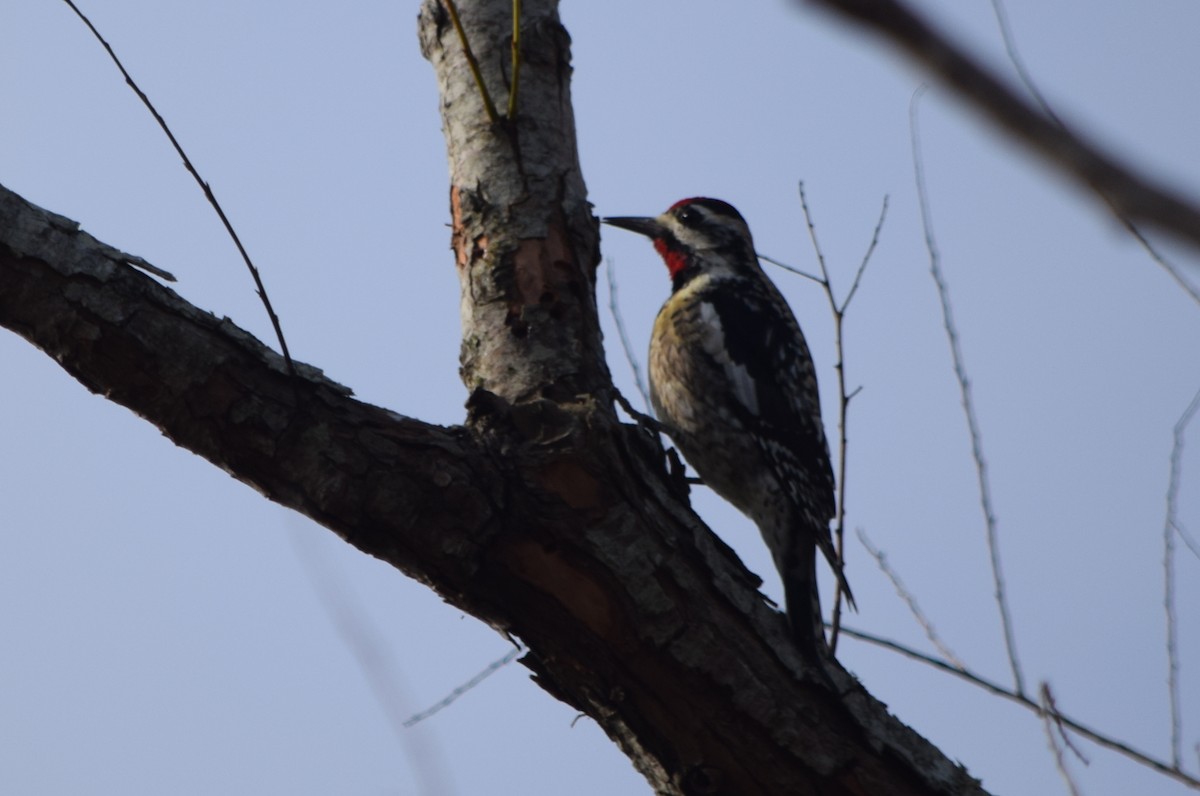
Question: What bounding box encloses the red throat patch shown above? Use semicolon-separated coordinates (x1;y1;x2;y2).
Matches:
653;237;688;279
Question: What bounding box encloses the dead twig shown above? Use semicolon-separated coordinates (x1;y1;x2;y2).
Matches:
911;85;1025;697
837;625;1200;790
1039;683;1085;796
804;0;1200;253
62;0;295;375
856;527;965;669
763;184;886;652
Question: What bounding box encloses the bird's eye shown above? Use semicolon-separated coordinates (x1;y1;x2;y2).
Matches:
677;206;703;228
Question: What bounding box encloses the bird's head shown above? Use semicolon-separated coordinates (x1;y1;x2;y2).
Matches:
603;197;758;286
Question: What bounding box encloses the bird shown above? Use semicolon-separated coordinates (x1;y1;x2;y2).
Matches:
603;197;852;658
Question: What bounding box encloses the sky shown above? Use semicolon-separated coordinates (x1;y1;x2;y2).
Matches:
3;1;1199;794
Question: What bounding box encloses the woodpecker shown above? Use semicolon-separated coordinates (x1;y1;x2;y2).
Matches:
603;198;852;658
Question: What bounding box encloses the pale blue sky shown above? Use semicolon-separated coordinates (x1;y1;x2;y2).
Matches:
3;1;1199;794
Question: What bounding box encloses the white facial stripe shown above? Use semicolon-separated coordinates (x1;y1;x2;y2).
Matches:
661;205;752;251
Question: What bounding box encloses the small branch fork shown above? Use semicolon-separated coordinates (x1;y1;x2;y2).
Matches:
760;183;888;652
986;1;1197;765
1039;683;1085;796
856;527;965;670
855;517;1199;788
62;0;295;375
836;625;1200;790
985;0;1200;308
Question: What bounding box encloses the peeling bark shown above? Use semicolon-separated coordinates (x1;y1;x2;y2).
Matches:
0;0;992;792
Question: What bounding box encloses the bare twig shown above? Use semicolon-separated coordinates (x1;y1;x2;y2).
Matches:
289;525;451;796
803;0;1200;253
787;183;885;651
62;0;295;375
1178;517;1200;565
404;646;521;727
856;527;965;670
296;517;518;761
989;0;1200;307
119;254;176;283
1165;386;1200;767
911;86;1025;697
988;5;1196;769
1039;684;1084;796
605;259;653;411
441;0;500;123
837;625;1200;789
1165;469;1181;771
1121;219;1200;309
987;0;1060;124
1041;684;1090;766
793;185;849;650
757;253;823;284
840;196;886;314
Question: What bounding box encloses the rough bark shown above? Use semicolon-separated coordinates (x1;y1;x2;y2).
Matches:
0;1;991;793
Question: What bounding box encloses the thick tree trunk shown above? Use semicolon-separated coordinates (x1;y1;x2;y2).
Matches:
0;1;989;793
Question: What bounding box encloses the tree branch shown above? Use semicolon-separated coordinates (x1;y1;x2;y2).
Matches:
0;175;983;796
804;0;1200;254
0;184;494;589
1;0;1002;790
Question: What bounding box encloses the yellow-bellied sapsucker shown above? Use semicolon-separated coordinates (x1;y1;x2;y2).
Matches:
604;197;853;658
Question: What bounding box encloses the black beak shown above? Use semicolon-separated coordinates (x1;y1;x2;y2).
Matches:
601;216;663;239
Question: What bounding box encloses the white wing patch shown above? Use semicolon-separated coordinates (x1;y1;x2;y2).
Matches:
697;300;759;416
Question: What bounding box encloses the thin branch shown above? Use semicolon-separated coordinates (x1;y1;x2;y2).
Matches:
911;86;1025;697
804;0;1200;253
987;0;1060;124
856;527;965;669
1041;684;1090;766
1165;386;1200;767
1121;219;1200;309
840;195;887;315
117;254;176;282
787;183;884;652
289;523;452;796
404;646;521;727
757;252;823;284
985;6;1196;766
441;0;500;123
1176;517;1200;563
1165;465;1181;771
837;625;1200;790
798;184;831;282
795;184;850;650
507;0;522;119
605;259;653;411
61;0;294;375
1039;684;1084;796
986;0;1200;309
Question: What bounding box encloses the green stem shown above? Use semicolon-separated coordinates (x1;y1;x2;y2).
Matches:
507;0;522;119
443;0;499;124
